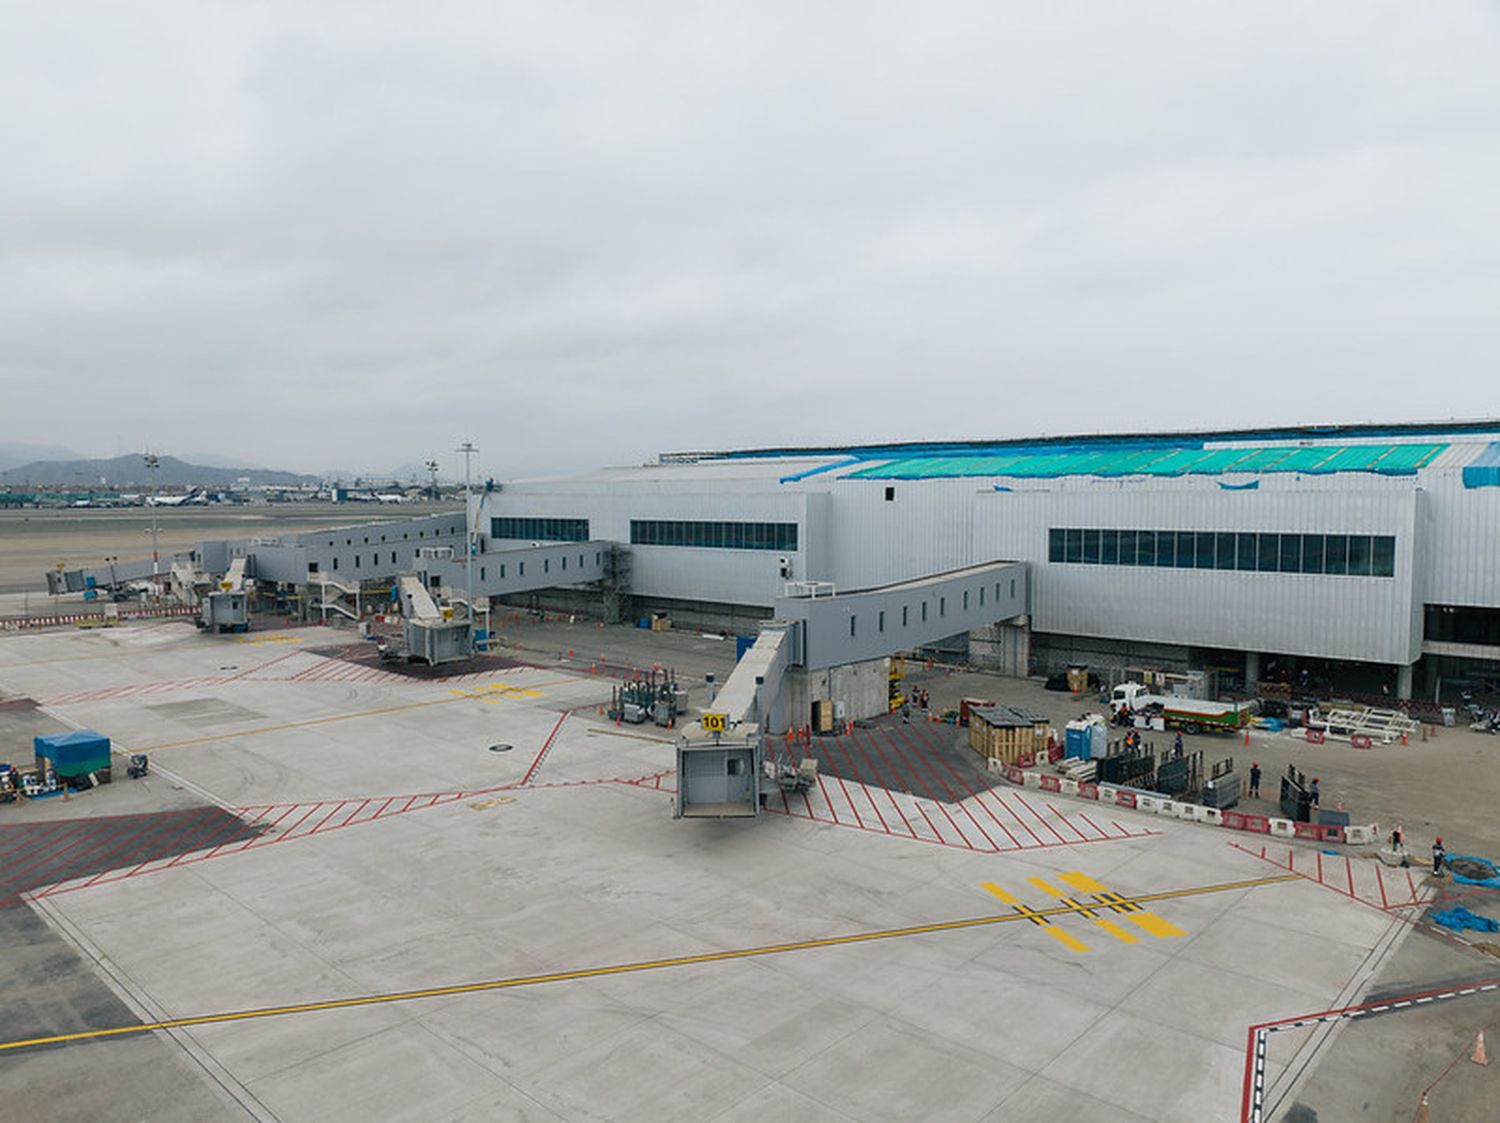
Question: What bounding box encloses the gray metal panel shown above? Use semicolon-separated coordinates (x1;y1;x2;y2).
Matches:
480;487;809;606
774;562;1027;670
973;484;1421;664
418;542;610;597
1417;469;1500;608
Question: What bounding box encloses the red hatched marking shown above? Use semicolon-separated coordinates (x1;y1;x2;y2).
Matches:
1229;840;1427;911
761;727;1158;854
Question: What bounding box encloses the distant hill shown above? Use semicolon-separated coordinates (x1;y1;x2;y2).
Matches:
0;454;320;489
0;441;85;472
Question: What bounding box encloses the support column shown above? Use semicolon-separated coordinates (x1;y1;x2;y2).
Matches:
1396;663;1414;701
1245;651;1260;691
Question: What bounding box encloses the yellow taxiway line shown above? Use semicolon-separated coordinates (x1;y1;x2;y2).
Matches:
0;872;1297;1055
133;676;581;751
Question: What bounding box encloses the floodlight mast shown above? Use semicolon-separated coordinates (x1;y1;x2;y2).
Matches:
144;452;160;599
457;441;477;655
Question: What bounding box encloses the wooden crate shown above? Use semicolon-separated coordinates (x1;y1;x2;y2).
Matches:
968;712;1049;764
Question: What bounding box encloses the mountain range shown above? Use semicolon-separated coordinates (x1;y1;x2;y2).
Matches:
0;454;321;489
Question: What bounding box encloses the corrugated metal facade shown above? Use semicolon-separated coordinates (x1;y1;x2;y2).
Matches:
479;440;1500;668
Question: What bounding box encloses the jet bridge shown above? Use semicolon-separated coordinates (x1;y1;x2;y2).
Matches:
395;573;471;665
675;624;793;818
674;561;1029;819
199;557;250;633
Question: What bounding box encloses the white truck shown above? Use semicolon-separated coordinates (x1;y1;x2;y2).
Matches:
1108;682;1256;735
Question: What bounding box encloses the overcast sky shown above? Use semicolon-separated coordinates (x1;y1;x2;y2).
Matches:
4;3;1498;481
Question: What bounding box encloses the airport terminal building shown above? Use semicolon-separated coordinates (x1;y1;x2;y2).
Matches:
478;421;1500;700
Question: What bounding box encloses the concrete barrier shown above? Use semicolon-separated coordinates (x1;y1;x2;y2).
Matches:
1269;818;1296;838
1059;778;1079;795
1222;810;1247;830
1039;775;1061;793
1115;790;1137;808
1294;822;1346;843
1137;795;1163;814
1345;823;1379;845
1078;782;1099;800
1021;771;1042;789
1001;764;1024;785
1200;807;1223;826
1243;814;1272;833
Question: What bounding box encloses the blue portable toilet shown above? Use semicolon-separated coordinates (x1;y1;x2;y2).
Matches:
1064;720;1091;760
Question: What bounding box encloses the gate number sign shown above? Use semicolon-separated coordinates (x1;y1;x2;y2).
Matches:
701;712;727;733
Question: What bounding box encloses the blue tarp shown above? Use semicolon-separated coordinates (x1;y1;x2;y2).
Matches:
1462;442;1500;489
34;730;112;777
1432;906;1500;934
1448;854;1500;888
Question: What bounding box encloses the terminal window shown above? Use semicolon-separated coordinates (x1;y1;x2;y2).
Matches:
1049;529;1396;577
490;517;590;542
629;520;798;551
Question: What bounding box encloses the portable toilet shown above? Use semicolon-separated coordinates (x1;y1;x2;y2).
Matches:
1064;719;1092;760
1090;721;1108;759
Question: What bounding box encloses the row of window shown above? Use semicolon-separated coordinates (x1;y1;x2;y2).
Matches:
1047;529;1396;577
314;549;605;578
477;551;603;582
322;524;461;548
630;520;798;551
847;577;1019;638
490;517;590;542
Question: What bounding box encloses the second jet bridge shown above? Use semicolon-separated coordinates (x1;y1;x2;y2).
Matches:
774;560;1028;671
674;561;1027;819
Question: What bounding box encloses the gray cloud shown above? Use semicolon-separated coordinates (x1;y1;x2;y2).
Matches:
3;2;1498;480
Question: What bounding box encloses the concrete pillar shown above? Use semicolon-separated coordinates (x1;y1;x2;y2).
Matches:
1396;663;1413;701
969;619;1031;676
1245;651;1260;690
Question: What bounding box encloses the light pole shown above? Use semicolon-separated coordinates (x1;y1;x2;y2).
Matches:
425;459;439;501
144;453;160;600
457;441;477;654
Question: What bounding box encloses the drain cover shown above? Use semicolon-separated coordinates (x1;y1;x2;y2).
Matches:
488;743;513;753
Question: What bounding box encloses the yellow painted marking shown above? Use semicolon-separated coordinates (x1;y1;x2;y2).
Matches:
1026;877;1142;944
1059;871;1110;895
1027;877;1069;899
981;881;1020;905
1042;926;1091;953
237;633;301;645
449;682;545;703
0;873;1298;1055
1091;917;1140;944
1125;911;1186;939
467;796;515;811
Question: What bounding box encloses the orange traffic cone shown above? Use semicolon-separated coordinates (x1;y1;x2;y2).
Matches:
1473;1029;1488;1066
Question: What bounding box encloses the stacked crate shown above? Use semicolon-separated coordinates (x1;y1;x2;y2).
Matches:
967;706;1051;764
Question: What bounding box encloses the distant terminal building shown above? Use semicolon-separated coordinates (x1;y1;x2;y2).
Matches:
478;421;1500;699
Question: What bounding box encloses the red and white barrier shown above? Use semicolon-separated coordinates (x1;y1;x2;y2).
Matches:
993;766;1372;847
